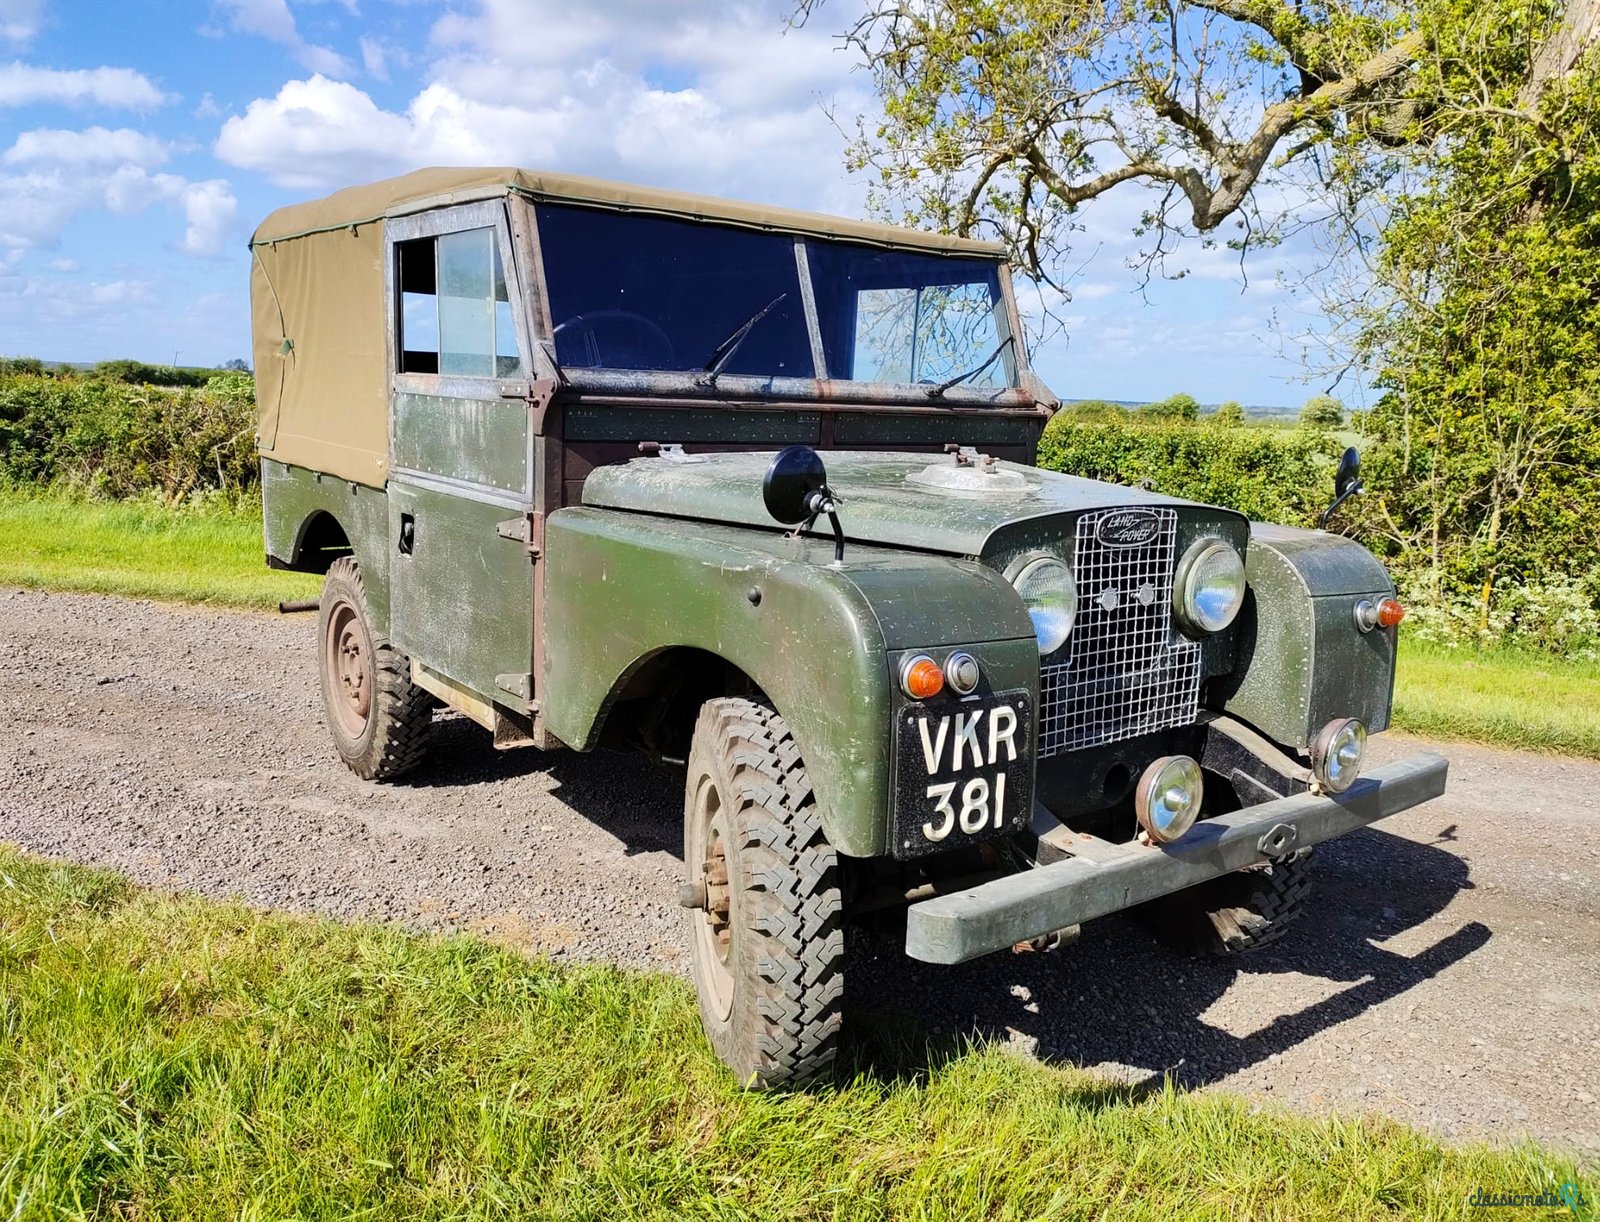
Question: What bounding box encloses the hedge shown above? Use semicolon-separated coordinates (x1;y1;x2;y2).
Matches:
0;372;257;504
1035;413;1339;527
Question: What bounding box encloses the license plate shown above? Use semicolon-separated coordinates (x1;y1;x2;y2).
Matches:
893;690;1032;858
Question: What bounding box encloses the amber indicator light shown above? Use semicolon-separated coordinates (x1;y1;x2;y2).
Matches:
1376;598;1406;629
902;656;945;700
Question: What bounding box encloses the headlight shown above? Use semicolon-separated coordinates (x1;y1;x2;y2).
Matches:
1135;755;1204;844
1311;718;1367;793
1175;539;1246;635
1010;556;1076;656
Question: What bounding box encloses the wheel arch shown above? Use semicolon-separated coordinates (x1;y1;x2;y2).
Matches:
542;508;893;857
287;509;354;573
593;644;770;761
261;458;393;632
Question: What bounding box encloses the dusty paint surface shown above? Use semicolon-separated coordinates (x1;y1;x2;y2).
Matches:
541;506;1036;858
581;450;1215;555
1220;528;1398;748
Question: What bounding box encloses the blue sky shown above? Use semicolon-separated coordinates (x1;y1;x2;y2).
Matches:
0;0;1344;408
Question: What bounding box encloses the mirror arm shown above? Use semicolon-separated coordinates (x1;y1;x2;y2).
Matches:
796;490;846;564
1320;479;1363;530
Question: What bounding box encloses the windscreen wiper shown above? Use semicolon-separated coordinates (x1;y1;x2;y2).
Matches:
926;335;1016;398
699;293;788;388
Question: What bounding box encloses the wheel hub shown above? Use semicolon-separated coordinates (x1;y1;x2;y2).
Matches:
687;776;736;1023
323;601;373;738
702;833;732;962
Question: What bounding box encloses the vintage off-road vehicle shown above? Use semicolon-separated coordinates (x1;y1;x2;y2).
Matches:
251;167;1448;1086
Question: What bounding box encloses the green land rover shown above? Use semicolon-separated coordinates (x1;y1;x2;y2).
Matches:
250;167;1448;1086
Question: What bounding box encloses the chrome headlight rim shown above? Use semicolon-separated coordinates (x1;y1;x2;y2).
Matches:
1174;538;1247;636
1006;554;1077;657
1311;717;1367;794
1135;754;1204;844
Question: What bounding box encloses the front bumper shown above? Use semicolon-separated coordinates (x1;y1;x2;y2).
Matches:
904;751;1448;964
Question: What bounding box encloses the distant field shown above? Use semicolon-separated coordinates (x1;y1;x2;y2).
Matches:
1;846;1590;1218
2;491;1594;759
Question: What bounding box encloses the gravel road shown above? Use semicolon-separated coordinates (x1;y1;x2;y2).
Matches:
2;587;1596;1156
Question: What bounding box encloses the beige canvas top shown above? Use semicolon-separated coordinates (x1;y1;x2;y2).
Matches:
249;167;1008;488
251;165;1007;254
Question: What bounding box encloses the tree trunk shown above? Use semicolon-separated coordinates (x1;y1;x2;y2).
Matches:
1524;0;1600;103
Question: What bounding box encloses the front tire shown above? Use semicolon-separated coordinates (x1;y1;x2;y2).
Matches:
317;556;431;781
683;698;843;1087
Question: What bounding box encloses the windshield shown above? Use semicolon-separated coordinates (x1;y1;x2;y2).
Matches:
534;203;1016;388
804;243;1014;388
538;204;813;377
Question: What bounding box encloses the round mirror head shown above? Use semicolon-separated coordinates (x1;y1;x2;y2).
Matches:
1336;446;1361;495
763;445;828;524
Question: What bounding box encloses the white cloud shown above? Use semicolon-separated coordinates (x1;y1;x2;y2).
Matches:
175;179;240;257
358;34;404;81
212;0;353;79
215;0;876;214
0;275;154;329
0;62;170;109
4;125;170;167
0;141;237;259
0;0;44;45
215;75;417;189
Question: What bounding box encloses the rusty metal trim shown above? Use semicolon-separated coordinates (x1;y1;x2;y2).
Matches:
906;751;1449;964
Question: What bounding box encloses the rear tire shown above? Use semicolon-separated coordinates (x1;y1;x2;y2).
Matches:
317;556;431;781
1138;850;1314;956
683;698;843;1087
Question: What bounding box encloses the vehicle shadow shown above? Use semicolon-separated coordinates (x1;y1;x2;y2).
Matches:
396;716;1489;1091
842;824;1489;1090
402;714;683;855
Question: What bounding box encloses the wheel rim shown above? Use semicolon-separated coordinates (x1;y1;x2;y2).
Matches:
689;774;735;1022
323;598;373;739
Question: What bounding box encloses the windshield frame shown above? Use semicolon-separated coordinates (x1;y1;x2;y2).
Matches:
525;200;1033;407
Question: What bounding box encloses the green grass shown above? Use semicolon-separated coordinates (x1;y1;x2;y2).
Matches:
1394;639;1600;758
0;848;1590;1219
3;490;1596;759
0;490;317;609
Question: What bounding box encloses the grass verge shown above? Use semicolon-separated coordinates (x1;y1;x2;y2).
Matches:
0;847;1591;1219
2;490;1596;759
1394;639;1600;758
0;489;317;609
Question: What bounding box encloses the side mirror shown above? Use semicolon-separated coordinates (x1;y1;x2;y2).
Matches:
762;444;830;525
763;445;846;564
1321;446;1364;530
1335;447;1361;498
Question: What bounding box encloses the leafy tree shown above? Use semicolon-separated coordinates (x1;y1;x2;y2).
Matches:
1344;3;1600;627
223;358;251;372
795;0;1553;285
1213;400;1246;426
1139;393;1200;423
1299;395;1345;429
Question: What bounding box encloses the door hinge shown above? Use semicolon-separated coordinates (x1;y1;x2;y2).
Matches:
495;672;535;705
496;514;542;558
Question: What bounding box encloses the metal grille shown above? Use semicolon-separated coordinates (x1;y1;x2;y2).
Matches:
1038;507;1201;757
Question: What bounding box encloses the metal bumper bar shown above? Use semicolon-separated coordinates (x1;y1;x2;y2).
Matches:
905;751;1449;965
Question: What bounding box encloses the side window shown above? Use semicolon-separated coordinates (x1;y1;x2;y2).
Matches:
397;228;521;377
